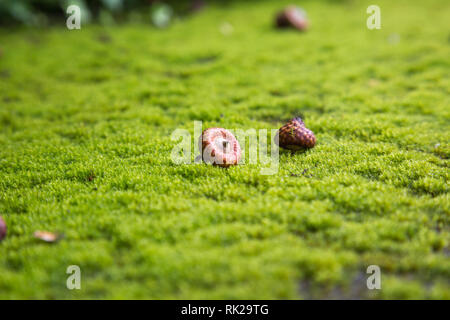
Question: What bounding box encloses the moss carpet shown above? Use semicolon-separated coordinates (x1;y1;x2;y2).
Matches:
0;0;449;299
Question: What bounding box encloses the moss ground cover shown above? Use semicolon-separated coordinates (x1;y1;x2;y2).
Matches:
0;0;449;299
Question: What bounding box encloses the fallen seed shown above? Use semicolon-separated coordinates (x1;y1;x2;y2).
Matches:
277;117;316;150
200;128;241;167
275;6;308;31
0;216;6;241
34;231;61;243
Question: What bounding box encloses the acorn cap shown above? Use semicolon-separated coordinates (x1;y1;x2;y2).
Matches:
277;117;316;150
200;128;241;167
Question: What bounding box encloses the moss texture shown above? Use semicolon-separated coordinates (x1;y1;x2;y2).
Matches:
0;0;449;299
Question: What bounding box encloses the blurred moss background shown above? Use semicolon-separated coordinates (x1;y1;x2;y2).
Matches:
1;0;202;26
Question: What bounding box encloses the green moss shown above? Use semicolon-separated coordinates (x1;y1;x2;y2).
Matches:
0;0;449;299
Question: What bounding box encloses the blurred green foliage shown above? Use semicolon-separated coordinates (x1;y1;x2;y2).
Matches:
0;0;192;26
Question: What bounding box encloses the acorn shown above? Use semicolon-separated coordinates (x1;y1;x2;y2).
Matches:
275;6;308;31
200;128;241;167
277;117;316;150
0;216;6;241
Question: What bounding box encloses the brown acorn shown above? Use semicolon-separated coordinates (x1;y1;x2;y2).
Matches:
0;216;6;241
275;6;308;31
277;117;316;150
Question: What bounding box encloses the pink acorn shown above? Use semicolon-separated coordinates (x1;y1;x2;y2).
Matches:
200;128;241;167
